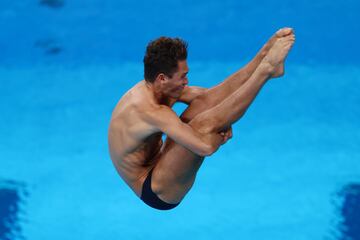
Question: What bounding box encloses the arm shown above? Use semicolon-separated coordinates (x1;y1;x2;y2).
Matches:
142;105;223;156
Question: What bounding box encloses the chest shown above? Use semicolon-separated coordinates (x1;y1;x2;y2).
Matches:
140;132;163;153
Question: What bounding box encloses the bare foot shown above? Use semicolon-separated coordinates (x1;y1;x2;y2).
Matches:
266;27;294;48
272;63;285;78
261;34;295;77
265;28;294;78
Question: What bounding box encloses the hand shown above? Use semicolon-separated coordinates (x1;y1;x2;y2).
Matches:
219;126;233;145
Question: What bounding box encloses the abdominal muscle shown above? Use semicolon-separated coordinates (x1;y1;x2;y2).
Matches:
109;132;163;197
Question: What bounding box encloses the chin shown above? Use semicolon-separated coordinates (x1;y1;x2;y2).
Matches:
172;93;181;99
171;89;182;98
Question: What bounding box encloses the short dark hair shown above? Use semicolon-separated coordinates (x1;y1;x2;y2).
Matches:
143;37;188;83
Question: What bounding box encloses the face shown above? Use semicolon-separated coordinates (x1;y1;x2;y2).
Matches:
161;60;189;98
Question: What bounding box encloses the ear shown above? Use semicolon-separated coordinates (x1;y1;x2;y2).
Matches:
155;73;167;83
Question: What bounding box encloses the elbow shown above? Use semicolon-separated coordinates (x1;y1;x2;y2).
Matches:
199;144;216;157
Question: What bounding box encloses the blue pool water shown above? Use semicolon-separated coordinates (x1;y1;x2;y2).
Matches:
1;0;360;239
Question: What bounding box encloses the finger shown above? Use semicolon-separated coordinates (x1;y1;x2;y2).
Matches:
229;128;232;137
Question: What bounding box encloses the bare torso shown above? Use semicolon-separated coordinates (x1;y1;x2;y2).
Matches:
108;80;176;197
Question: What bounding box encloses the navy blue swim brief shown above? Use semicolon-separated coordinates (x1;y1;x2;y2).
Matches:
140;168;180;210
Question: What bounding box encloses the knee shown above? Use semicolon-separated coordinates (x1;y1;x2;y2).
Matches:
191;93;211;107
180;95;211;124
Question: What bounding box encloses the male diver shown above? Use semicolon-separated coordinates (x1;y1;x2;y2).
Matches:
108;28;295;210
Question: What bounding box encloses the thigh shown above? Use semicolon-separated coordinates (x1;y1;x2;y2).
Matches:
151;136;204;203
179;83;234;124
150;100;210;202
182;65;253;123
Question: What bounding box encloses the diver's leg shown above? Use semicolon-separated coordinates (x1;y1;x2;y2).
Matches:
151;61;273;204
150;34;295;204
180;28;294;123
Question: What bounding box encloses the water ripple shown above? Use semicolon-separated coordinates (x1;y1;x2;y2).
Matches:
0;180;28;240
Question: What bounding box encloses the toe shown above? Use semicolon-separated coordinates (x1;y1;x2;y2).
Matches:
286;27;294;33
277;27;293;37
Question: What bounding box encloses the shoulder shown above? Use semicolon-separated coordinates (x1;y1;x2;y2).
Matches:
140;104;178;127
109;102;163;142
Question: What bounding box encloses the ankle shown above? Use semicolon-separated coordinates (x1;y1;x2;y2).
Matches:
258;61;275;76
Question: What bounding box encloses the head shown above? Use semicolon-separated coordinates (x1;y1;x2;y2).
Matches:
143;37;189;98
